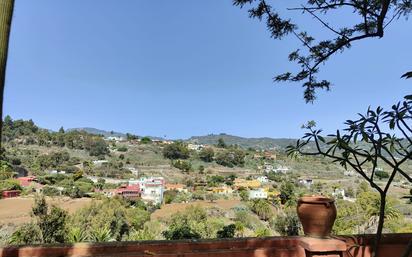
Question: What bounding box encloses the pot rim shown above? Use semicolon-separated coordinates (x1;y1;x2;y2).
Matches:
298;195;335;204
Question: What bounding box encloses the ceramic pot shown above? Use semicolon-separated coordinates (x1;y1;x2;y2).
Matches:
297;196;336;238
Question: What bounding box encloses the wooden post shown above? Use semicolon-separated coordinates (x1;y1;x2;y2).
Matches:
0;0;15;148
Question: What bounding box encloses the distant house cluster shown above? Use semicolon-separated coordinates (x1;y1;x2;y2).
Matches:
104;177;165;205
104;136;125;142
2;176;44;199
260;163;290;174
187;144;205;151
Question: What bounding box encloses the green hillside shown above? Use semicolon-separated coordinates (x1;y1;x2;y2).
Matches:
188;134;298;150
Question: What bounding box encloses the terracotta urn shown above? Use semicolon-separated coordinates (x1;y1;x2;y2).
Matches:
296;196;337;238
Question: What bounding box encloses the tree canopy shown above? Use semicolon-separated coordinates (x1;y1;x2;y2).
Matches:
233;0;412;102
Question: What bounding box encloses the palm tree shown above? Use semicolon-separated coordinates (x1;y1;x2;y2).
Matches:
67;227;88;243
89;226;113;242
365;197;401;232
0;0;15;146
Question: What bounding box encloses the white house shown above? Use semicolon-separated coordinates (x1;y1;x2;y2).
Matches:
274;166;289;174
298;178;313;187
344;170;356;177
105;136;125;142
263;163;274;173
332;188;345;199
92;160;109;167
187;144;204;151
257;176;269;184
248;188;268;199
129;177;165;204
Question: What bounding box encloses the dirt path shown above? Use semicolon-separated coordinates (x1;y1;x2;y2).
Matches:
0;197;94;225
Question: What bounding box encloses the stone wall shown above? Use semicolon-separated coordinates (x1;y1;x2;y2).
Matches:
0;234;411;257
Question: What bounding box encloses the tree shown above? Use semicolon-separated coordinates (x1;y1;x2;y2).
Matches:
140;136;152;144
216;224;236;238
11;195;69;244
85;137;109;156
0;160;14;179
287;96;412;256
89;226;113;242
0;0;15;147
279;181;296;206
215;149;245;167
163;141;190;160
126;133;139;141
199;147;214;162
233;0;412;102
205;193;218;203
70;198;131;241
272;208;300;236
117;146;128;152
9;223;42;245
249;199;274;221
172;159;192;172
217;138;227;148
375;169;390;180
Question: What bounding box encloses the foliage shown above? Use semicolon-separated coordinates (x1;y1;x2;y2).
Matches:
254;227;271;237
249;199;274;221
10;195;68;244
89;226;113;242
117;146;128;152
0;160;14;179
67;227;88;243
271;208;300;236
140;137;152;144
287;96;412;252
233;0;412;102
162;206;224;240
126;208;150;231
279;181;296;206
37;205;68;243
70;198;148;241
207;175;225;187
2;116;38;142
126;133;139;141
164;190;178;204
217;138;227;148
42;186;61;197
127;221;163;241
215;149;245;167
86;137;109;157
205;193;218;203
35;151;70;170
163;141;190;160
216;224;236;238
172;159;192;172
9;223;42;245
333;199;364;235
0;179;21;192
198;147;214;162
375;169;389;180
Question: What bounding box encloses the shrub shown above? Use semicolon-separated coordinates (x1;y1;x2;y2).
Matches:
172;160;192;172
215;149;245;167
163;141;190;160
140;137;152;144
117;146;128;152
199;147;214;162
216;224;236;238
42;186;61;197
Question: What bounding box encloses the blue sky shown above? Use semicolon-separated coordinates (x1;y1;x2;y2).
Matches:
4;0;412;139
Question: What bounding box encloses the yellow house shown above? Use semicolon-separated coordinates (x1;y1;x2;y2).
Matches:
234;178;261;189
211;186;233;195
262;186;279;198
